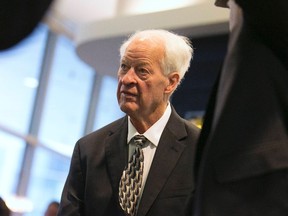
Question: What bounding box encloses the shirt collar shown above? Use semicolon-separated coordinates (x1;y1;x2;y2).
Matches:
127;103;172;147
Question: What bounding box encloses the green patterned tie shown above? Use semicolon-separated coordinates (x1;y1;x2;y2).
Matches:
119;135;147;216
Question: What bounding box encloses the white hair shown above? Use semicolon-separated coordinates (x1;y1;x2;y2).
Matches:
119;29;193;81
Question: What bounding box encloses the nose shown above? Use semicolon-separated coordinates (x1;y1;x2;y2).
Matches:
120;68;137;85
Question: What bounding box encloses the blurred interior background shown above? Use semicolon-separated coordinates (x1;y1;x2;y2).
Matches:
0;0;229;215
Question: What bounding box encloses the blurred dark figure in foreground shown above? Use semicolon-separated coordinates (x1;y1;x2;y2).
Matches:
44;201;59;216
0;0;53;50
0;197;10;216
191;0;288;216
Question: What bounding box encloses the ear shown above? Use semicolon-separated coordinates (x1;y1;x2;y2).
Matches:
164;72;180;94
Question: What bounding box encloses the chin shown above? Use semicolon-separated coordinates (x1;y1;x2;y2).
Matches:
120;104;137;115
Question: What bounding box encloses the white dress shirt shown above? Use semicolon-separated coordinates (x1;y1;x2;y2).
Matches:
127;103;172;193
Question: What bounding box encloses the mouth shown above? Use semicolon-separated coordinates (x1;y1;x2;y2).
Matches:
120;91;138;101
121;90;137;97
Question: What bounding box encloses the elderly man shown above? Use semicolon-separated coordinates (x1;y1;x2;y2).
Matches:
58;29;199;216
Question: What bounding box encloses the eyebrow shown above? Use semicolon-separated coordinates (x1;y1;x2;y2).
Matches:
121;58;151;68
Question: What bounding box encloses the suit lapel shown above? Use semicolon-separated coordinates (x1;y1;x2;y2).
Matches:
137;110;188;216
105;117;129;192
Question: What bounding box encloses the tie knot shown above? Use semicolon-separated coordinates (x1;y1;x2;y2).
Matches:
133;135;147;148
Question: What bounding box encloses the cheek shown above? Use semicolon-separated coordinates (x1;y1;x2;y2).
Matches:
141;84;163;101
116;80;122;101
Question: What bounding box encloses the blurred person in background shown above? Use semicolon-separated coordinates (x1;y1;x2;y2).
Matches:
44;201;59;216
190;0;288;216
0;0;53;50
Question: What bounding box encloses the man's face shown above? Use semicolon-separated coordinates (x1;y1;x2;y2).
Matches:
117;38;174;121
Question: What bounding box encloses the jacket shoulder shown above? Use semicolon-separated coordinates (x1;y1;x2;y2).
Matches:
78;116;127;145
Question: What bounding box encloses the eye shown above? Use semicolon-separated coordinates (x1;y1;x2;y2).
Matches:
121;64;127;70
136;68;149;78
120;63;129;72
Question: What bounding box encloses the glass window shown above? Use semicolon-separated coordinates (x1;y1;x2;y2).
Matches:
0;131;25;198
25;147;70;216
93;75;124;130
38;35;95;157
0;25;48;134
0;23;125;216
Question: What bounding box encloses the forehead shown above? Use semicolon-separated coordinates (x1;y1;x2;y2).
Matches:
123;37;165;62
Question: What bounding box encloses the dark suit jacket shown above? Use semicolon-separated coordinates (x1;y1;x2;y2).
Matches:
58;107;199;216
192;1;288;216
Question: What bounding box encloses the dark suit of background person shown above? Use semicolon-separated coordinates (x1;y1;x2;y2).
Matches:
0;0;53;50
191;0;288;215
57;29;200;216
